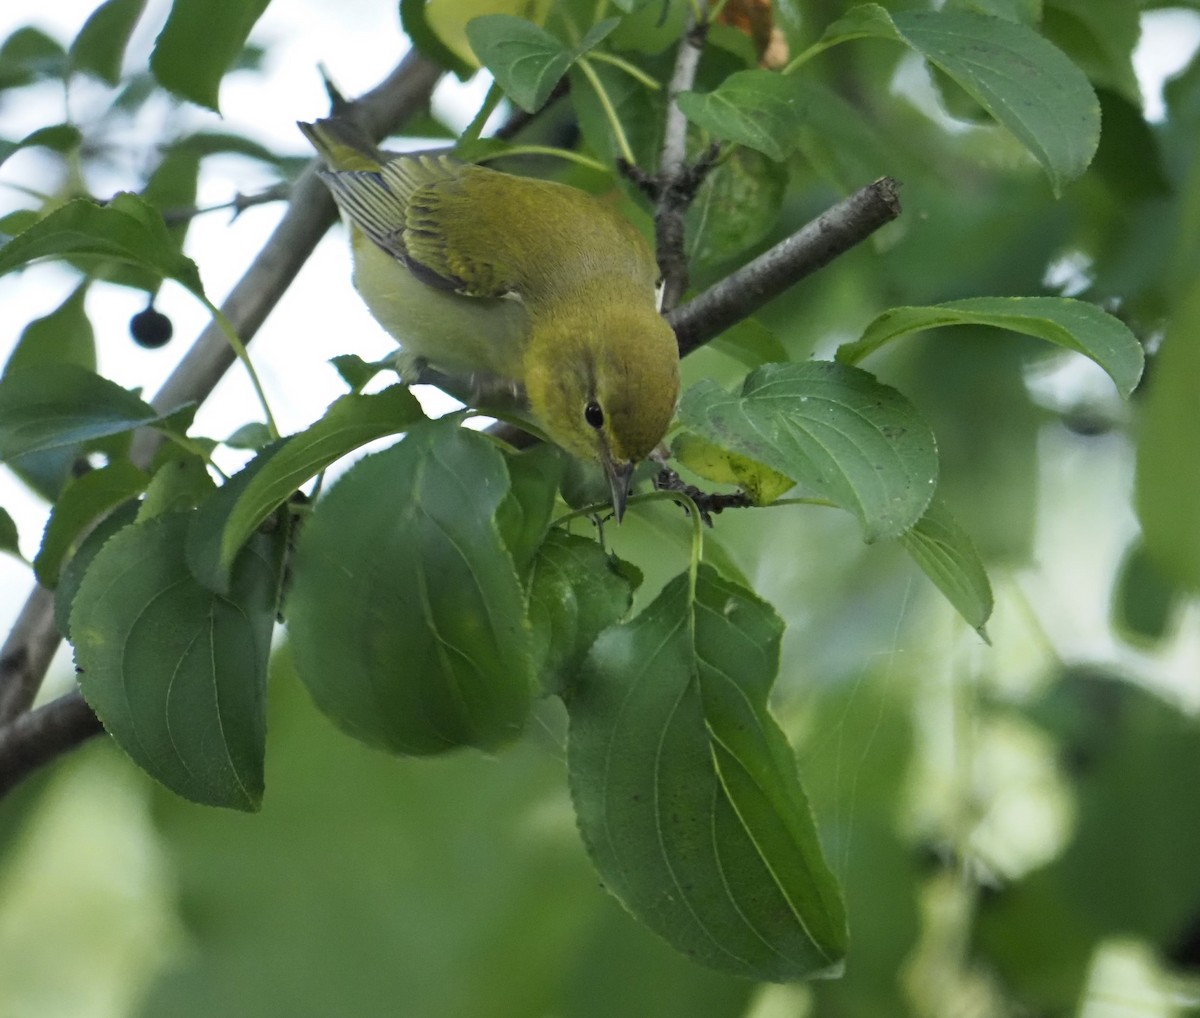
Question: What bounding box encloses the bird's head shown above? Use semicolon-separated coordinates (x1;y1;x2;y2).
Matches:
524;301;680;521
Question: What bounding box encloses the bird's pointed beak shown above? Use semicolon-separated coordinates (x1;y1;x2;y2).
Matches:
603;456;636;523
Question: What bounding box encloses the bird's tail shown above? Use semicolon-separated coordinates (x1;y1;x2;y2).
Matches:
298;115;383;173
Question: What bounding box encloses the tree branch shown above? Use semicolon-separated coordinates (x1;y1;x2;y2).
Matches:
0;587;59;722
0;690;101;798
654;12;709;312
668;176;902;355
0;50;443;767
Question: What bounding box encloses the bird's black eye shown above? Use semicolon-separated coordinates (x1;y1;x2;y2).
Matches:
584;401;605;429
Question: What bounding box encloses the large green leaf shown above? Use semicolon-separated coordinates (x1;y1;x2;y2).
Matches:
0;123;82;168
0;363;188;462
286;420;533;755
566;566;847;981
837;296;1144;399
0;193;204;297
820;5;1099;193
186;385;425;592
466;14;617;114
687;145;787;266
0;26;66;91
69;0;149;84
677;70;810;162
71;511;282;810
678;361;938;541
150;0;273;111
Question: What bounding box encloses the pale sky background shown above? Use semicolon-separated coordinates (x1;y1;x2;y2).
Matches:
2;1;1200;696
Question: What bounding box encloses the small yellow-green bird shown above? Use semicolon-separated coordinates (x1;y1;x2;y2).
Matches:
299;117;680;520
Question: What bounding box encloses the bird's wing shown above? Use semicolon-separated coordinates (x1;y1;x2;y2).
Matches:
319;155;516;300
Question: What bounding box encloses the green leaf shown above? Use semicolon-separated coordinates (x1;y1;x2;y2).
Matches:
899;496;993;637
69;0;148;84
150;0;272;111
678;362;938;541
0;123;82;167
566;566;847;980
0;209;39;237
0;364;187;462
466;15;573;113
223;421;273;450
821;5;1099;194
948;0;1039;24
72;511;282;810
287;420;533;755
399;0;476;78
1136;284;1200;590
707;319;790;371
33;461;150;587
837;296;1144;399
677;69;809;161
527;531;636;695
53;502;139;637
188;385;424;592
0;507;22;561
328;353;393;393
672;432;795;506
0;26;66;91
138;450;216;519
496;444;564;575
4;282;95;375
575;18;621;57
0;193;204;298
1043;0;1141;106
1112;541;1180;646
687;145;787;267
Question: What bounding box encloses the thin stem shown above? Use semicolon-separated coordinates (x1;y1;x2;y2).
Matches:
766;497;838;509
574;57;637;166
160;183;291;226
460;80;504;145
656;489;704;598
206;301;280;439
477;144;608;173
585;50;662;91
782;37;845;75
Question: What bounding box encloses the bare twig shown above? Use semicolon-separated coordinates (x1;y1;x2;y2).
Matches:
161;182;293;226
0;50;443;773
